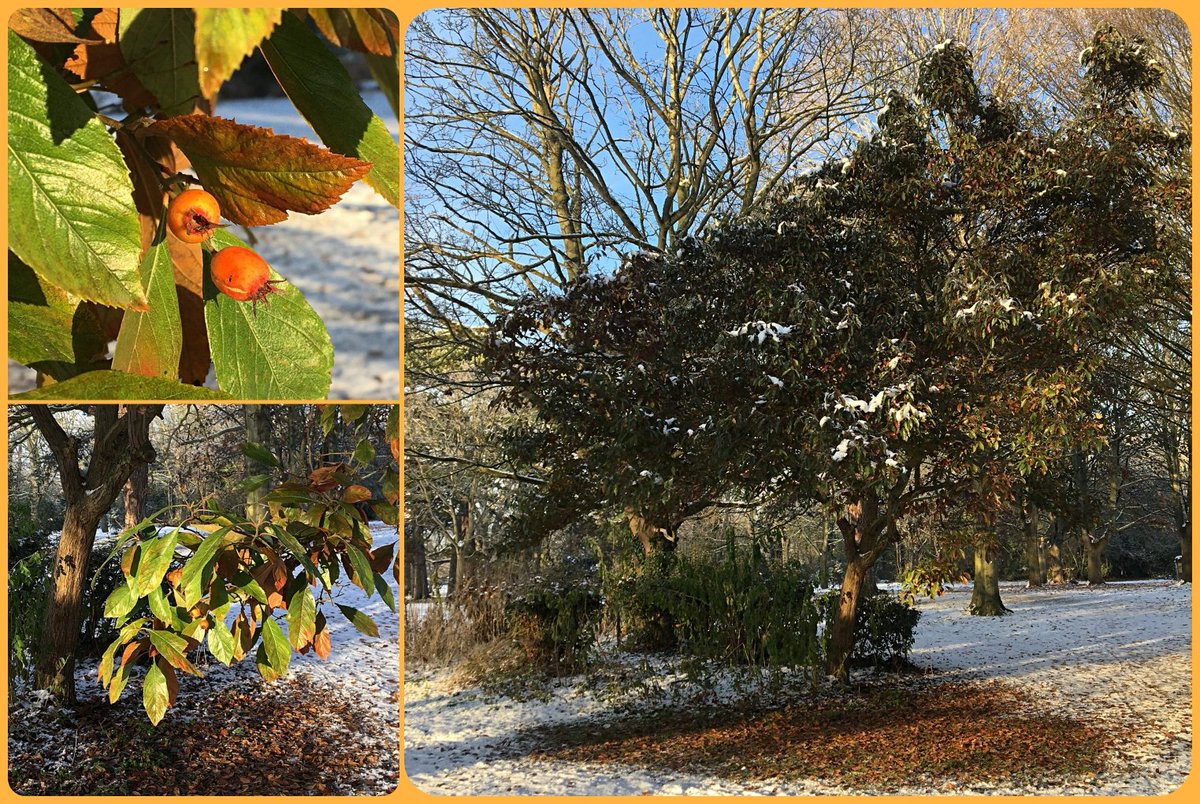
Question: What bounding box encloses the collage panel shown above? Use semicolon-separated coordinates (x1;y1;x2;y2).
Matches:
7;403;400;795
7;8;400;402
402;6;1192;798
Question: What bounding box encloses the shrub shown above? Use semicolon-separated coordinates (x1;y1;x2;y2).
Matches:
8;550;48;694
817;589;921;669
608;540;822;670
507;580;602;674
404;585;507;668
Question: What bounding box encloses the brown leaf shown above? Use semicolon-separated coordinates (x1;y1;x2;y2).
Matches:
308;464;340;493
146;115;371;226
343;484;372;505
368;542;395;575
65;9;158;110
312;613;331;660
159;658;179;707
306;9;397;56
10;8;96;44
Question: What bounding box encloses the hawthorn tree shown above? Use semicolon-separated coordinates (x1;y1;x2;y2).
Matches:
487;27;1186;680
8;8;399;399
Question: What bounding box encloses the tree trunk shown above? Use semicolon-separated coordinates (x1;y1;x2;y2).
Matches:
969;540;1009;615
1046;516;1066;583
1024;497;1044;587
35;507;106;700
826;556;870;683
244;404;269;521
404;524;430;599
1086;532;1105;585
123;462;149;529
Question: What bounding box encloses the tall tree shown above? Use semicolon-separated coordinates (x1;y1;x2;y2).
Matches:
25;405;163;701
487;28;1184;680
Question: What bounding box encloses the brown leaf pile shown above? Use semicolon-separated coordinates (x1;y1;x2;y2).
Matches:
530;680;1127;791
9;676;397;796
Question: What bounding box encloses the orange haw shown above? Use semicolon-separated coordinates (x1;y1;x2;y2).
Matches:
210;247;285;312
167;188;222;243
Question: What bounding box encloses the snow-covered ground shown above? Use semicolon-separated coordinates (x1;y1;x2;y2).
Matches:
10;523;401;795
9;90;400;400
404;581;1191;795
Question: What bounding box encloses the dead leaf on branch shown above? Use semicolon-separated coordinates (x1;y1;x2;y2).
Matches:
146;115;371;226
10;8;97;44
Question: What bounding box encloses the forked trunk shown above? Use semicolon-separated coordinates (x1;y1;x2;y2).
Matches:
968;540;1009;616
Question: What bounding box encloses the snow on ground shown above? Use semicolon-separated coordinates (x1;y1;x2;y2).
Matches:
9;523;401;795
404;581;1192;796
8;90;400;400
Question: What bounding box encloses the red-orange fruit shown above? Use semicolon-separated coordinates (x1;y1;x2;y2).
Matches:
210;247;284;311
167;188;221;243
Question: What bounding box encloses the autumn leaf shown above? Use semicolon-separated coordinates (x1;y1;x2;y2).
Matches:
194;9;282;98
10;8;95;44
305;9;397;56
146;115;371;225
65;9;159;110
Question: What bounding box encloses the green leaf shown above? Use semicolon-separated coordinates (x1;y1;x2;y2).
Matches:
207;616;235;665
256;617;291;682
8;253;109;380
320;406;339;435
365;52;400;119
104;582;137;620
373;572;396;613
132;528;179;598
112;227;183;378
346;545;375;597
230;571;268;605
202;229;333;399
118;9;200;117
260;13;399;207
241;441;279;467
109;659;134;703
194;9;282;98
147;586;184;630
97;621;142;686
143;661;170;725
336;603;379;638
148;629;199;676
351;438;376;466
286;587;316;651
11;370;233;400
269;523;320;586
177;527;228;609
7;31;146;309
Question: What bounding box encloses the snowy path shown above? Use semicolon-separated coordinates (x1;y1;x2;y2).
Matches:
404;581;1191;795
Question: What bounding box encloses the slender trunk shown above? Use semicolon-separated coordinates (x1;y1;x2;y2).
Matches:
35;506;105;700
1086;533;1105;585
244;405;269;520
826;556;870;683
123;462;149;530
969;540;1009;615
1045;516;1066;583
404;524;430;599
1024;498;1044;587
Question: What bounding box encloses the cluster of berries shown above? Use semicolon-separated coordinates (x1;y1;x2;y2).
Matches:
166;189;284;310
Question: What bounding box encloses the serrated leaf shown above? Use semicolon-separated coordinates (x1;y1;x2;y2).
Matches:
11;370;233;400
306;9;397;56
241;441;279;467
207;616;235;665
202;229;333;398
116;9;198;115
10;8;94;44
148;629;199;676
194;9;281;98
103;583;137;620
7;31;146;309
148;114;371;225
336;603;379;638
131;528;179;598
260;13;398;207
256;617;291;682
143;661;169;725
8;253;109;380
286;587;316;651
112;227;183;378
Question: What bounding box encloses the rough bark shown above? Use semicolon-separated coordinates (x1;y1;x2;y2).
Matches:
1085;531;1106;585
1045;516;1067;583
968;540;1009;615
123;462;148;529
825;496;891;683
404;524;431;599
244;404;269;520
30;405;161;702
